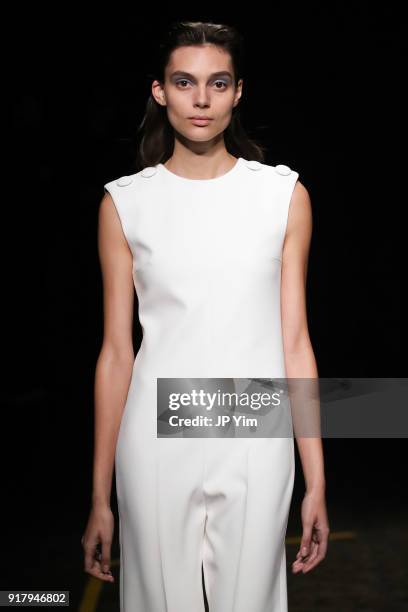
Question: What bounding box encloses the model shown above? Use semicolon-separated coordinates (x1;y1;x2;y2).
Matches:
81;20;329;612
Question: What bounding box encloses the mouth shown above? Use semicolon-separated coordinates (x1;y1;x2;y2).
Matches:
190;117;212;125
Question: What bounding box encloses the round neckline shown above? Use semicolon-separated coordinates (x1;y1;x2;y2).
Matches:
157;157;243;183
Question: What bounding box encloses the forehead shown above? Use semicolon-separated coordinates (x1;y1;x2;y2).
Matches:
166;44;233;76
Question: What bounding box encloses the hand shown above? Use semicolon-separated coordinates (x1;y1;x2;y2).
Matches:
81;504;115;582
292;488;329;574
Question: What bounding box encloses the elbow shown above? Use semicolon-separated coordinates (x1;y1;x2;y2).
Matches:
283;331;313;358
98;342;135;367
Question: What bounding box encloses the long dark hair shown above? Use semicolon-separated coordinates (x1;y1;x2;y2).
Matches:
133;20;266;172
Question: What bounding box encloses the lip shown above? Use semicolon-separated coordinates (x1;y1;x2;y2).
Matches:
190;117;212;125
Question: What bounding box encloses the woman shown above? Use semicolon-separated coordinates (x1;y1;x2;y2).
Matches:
81;20;329;611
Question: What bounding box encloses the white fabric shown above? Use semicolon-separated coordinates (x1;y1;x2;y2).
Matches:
104;156;299;611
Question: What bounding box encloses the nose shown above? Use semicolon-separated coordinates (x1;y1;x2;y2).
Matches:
193;85;210;107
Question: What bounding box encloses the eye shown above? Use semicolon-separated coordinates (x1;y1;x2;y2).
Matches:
175;79;190;88
175;79;228;89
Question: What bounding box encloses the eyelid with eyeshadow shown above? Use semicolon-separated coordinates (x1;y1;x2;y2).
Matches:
175;78;228;87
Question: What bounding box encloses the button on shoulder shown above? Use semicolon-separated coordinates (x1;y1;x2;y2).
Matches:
141;166;158;178
244;160;263;171
275;164;292;176
116;176;133;187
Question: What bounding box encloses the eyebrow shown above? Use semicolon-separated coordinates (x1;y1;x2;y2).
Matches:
170;70;233;79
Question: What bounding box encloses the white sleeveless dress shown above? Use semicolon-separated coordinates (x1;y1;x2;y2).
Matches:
104;157;299;612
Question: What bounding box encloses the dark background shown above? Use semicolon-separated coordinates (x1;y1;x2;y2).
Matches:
4;4;407;610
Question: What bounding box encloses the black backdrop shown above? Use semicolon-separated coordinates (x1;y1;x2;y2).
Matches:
4;4;407;610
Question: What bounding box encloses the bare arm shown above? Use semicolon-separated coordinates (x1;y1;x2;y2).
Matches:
281;181;330;573
92;192;135;507
81;192;135;581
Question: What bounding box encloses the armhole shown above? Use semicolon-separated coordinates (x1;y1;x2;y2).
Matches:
103;185;133;255
281;171;300;250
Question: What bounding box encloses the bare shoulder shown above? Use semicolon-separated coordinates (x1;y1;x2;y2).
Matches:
291;180;312;212
99;191;116;217
97;191;130;253
282;180;313;253
287;180;312;227
98;191;122;231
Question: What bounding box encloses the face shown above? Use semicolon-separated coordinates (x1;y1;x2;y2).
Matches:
152;44;243;144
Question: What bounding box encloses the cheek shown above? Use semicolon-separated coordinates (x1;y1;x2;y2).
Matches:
167;92;191;114
214;95;235;116
215;106;234;124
